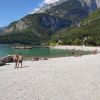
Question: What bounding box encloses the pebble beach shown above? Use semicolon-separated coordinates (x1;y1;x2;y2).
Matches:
0;46;100;100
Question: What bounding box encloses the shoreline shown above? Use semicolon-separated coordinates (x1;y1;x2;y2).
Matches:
51;45;100;52
0;45;100;62
1;45;100;59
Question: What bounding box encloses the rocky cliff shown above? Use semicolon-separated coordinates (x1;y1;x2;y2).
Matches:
6;13;71;33
2;0;100;34
0;0;100;45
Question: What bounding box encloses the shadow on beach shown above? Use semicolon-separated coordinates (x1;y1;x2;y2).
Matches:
22;66;30;68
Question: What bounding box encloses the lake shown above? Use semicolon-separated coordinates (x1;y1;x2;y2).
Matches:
0;44;92;60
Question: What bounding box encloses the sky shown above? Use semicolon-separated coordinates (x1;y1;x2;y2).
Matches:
0;0;59;27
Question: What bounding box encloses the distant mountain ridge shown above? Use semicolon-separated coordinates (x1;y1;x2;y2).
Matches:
1;0;92;33
1;0;100;33
5;13;71;33
35;0;100;13
0;0;100;45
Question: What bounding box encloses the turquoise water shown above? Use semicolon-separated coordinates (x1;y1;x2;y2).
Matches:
0;44;92;60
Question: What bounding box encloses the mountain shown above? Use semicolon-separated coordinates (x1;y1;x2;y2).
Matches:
0;0;100;45
0;27;7;35
36;0;100;14
6;13;71;33
0;28;3;33
0;13;71;44
83;0;100;9
79;0;99;11
44;0;89;24
36;0;100;13
50;8;100;46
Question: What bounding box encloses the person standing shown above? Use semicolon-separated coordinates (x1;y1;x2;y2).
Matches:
18;54;23;68
13;54;19;68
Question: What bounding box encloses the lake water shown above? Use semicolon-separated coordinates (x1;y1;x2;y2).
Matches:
0;44;92;60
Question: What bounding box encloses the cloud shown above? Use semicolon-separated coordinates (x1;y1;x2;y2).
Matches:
43;0;59;4
30;0;60;14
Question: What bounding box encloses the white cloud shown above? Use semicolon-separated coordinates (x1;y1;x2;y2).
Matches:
30;8;39;14
43;0;59;4
30;0;60;14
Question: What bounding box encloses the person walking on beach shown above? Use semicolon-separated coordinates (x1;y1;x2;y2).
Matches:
18;54;23;68
13;54;19;68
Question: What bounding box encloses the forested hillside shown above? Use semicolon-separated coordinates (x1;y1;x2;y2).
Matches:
50;9;100;46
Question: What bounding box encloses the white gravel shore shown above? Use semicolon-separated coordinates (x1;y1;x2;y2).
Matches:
0;53;100;100
53;45;100;52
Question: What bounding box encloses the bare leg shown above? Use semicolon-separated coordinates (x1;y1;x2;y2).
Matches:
15;62;17;68
21;62;23;68
17;62;19;68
